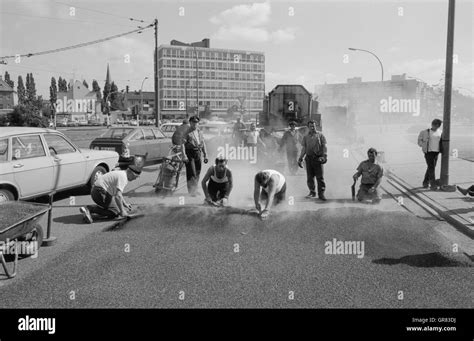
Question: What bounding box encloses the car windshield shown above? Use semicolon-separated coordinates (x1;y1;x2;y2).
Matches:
100;128;134;139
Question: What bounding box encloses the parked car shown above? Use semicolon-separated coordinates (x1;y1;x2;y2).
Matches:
89;127;171;167
67;120;79;127
160;122;181;138
0;127;119;202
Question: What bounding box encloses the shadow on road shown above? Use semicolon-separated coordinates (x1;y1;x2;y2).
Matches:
53;214;85;225
373;252;473;268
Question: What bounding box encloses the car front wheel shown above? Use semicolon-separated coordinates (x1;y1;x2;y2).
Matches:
88;166;107;189
0;188;14;203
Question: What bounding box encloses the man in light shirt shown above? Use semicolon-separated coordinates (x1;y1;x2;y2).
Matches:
417;119;443;190
184;115;208;196
79;165;141;223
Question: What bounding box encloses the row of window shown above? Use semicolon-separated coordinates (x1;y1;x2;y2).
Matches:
159;48;265;63
160;80;264;91
160;90;264;99
160;100;263;110
159;59;265;72
159;69;265;81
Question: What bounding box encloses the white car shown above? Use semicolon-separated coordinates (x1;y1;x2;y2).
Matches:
0;127;119;202
160;122;181;138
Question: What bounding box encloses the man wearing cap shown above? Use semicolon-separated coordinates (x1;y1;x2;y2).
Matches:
201;156;233;206
353;148;384;204
298;120;328;201
79;165;141;223
279;120;302;175
184;116;208;196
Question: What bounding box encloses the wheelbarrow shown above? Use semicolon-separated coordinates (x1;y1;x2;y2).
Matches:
0;202;49;279
154;145;186;196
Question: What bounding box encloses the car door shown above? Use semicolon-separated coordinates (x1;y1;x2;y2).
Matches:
127;129;145;157
43;133;87;190
11;134;55;198
152;128;170;160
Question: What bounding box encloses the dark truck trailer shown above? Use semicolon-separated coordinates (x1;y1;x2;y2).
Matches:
259;84;322;131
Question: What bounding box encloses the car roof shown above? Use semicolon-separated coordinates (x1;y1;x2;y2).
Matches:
161;123;181;126
0;127;61;137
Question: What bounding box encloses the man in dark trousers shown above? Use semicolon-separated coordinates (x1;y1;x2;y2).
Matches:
353;148;384;204
79;165;141;223
279;120;301;175
201;156;233;206
184;116;208;196
298;120;327;201
417;119;443;190
232;117;246;146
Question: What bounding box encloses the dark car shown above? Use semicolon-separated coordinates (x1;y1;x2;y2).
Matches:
89;127;171;167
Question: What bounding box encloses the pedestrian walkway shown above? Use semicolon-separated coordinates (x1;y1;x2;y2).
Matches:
351;131;474;237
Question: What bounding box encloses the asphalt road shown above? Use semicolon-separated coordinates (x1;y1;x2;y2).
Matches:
0;138;472;308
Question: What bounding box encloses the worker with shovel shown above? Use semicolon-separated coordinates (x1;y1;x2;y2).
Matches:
353;148;384;204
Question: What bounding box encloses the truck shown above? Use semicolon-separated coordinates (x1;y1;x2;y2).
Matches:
259;84;322;131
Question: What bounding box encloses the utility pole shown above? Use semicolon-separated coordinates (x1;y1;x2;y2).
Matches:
154;19;159;128
440;0;455;187
193;45;199;118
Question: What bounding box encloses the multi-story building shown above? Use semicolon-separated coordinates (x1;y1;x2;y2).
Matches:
158;39;265;119
0;76;16;116
315;74;432;126
124;91;155;118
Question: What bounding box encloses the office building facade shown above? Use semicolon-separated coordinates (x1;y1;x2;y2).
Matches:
158;39;265;118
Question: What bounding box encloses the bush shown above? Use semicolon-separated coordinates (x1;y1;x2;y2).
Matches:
7;105;49;128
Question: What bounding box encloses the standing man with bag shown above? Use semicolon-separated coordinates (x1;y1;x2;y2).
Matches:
184;116;208;196
298;120;328;201
418;119;443;190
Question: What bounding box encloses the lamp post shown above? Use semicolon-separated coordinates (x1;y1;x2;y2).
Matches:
348;47;384;130
184;78;190;118
139;77;149;127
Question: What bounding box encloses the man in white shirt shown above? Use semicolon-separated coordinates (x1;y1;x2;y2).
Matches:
79;165;141;223
254;169;286;219
417;119;443;190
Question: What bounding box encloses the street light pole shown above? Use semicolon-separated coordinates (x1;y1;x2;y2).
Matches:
348;48;384;81
440;0;456;187
139;77;149;127
193;45;199;117
348;47;384;130
184;78;190;119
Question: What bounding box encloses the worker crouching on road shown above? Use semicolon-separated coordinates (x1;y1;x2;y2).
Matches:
298;120;328;201
254;169;286;219
79;165;141;223
201;156;233;206
184;116;208;196
353;148;384;204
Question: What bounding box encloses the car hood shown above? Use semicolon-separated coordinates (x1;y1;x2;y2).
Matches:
80;148;119;158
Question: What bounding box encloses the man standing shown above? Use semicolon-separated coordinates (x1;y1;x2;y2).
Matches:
298;120;328;201
254;169;286;219
353;148;384;204
418;119;443;190
79;165;141;223
201;156;233;206
184;115;208;196
279;120;301;175
232;117;246;146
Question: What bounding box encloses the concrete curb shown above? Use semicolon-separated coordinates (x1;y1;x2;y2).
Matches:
351;147;474;239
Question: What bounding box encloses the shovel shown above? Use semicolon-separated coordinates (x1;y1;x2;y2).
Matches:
351;179;357;201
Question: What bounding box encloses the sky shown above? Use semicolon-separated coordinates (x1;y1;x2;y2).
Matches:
0;0;473;98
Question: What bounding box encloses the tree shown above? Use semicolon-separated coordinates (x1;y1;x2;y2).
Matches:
4;71;14;89
83;80;89;88
102;78;112;112
58;77;67;92
92;80;102;101
26;73;37;104
49;77;58;123
7;104;48;127
17;76;26;105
